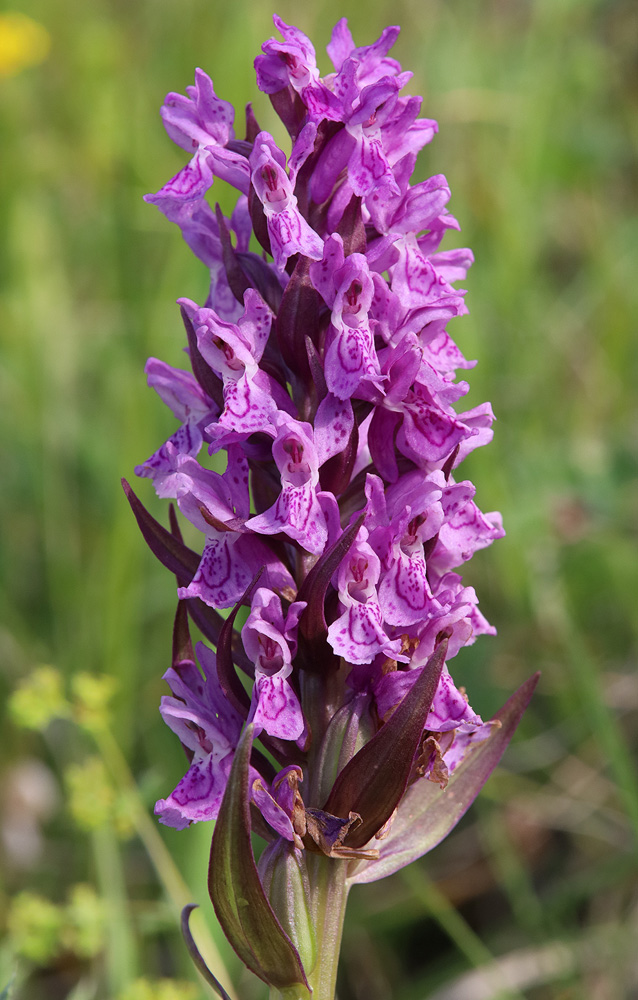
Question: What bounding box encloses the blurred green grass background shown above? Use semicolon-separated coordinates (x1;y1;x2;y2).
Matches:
1;0;637;997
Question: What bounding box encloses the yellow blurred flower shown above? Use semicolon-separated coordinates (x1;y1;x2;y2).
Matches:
71;671;118;732
118;978;199;1000
0;12;50;77
6;891;64;963
8;665;70;731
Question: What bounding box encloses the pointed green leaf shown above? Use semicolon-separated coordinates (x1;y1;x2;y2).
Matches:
209;724;310;990
181;905;233;1000
323;641;447;849
347;672;540;884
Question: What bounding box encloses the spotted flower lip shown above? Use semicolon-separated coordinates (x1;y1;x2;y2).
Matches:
130;23;536;990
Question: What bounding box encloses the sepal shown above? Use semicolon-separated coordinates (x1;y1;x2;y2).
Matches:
209;724;310;990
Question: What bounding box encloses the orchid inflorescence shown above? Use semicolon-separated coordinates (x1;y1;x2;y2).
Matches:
125;15;537;999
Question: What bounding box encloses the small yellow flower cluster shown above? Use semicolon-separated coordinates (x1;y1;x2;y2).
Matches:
8;665;117;733
7;885;105;963
0;13;50;77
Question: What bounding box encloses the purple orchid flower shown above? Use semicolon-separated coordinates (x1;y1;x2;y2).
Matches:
129;18;538;998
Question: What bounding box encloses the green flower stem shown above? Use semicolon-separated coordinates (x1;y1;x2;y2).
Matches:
269;854;350;1000
307;854;350;1000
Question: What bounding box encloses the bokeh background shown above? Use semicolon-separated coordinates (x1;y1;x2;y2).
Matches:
1;0;637;997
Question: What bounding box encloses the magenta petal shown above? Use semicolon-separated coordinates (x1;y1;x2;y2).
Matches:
378;548;432;626
177;534;253;608
246;481;328;555
155;752;231;828
314;395;354;466
250;674;305;741
327;602;402;665
267;208;324;268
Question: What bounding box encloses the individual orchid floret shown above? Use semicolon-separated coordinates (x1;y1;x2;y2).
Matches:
179;292;284;444
154;642;244;829
367;169;452;238
365;471;445;627
161;68;250;193
310;235;383;400
431;491;505;573
172;452;295;608
310;74;404;205
327;525;404;665
134;358;218;484
255;15;341;122
242;588;307;742
327;20;402;87
246;412;329;554
250;131;324;269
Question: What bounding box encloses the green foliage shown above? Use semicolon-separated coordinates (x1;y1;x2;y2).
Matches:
117;979;199;1000
65;756;116;831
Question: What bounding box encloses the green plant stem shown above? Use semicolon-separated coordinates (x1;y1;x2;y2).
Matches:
270;855;350;1000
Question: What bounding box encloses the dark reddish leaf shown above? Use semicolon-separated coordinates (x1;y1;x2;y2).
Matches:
172;600;195;669
305;336;327;402
322;641;448;849
248;183;272;257
236;251;284;313
276;255;324;378
244;103;261;143
336;195;366;256
216;574;263;716
123;481;252;676
319;418;359;497
215;203;252;305
297;514;365;647
269;86;306;139
123;478;199;580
